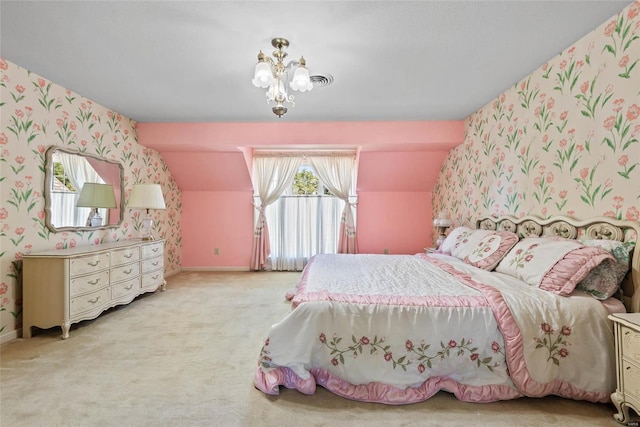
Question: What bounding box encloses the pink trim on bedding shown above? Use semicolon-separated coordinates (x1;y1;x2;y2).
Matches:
280;253;612;403
291;254;489;309
255;366;523;404
424;255;611;403
294;291;489;308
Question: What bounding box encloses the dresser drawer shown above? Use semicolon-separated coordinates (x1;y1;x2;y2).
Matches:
141;270;164;291
69;270;110;297
70;253;109;277
70;287;110;317
141;242;163;259
141;256;163;274
111;277;140;299
111;247;140;266
622;325;640;365
623;359;640;400
111;262;139;283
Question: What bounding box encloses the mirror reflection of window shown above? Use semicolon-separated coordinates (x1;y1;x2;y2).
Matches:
49;152;106;227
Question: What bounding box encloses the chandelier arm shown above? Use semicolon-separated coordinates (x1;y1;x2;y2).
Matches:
283;60;300;71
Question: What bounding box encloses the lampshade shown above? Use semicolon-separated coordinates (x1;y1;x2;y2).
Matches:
128;184;166;210
290;59;313;92
252;60;274;88
76;183;117;208
433;211;453;228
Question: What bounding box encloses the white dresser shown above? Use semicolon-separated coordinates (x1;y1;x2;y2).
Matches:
23;239;165;339
610;313;640;424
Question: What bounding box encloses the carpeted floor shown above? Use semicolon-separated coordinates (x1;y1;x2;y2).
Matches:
0;271;628;426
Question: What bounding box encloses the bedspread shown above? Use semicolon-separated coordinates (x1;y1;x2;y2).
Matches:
254;253;616;404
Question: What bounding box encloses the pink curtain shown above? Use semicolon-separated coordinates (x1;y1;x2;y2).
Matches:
250;155;302;270
250;207;271;270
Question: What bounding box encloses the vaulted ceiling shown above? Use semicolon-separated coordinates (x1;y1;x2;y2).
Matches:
1;1;631;124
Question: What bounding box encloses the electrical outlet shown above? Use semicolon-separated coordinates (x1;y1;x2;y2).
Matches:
383;248;389;254
214;248;220;255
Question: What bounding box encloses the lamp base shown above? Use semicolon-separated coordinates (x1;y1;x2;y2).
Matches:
140;215;155;241
87;208;103;227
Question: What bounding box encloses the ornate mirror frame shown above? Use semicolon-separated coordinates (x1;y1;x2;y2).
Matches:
44;146;125;232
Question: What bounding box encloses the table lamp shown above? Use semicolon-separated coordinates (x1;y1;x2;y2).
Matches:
433;211;453;249
128;184;166;240
76;183;117;227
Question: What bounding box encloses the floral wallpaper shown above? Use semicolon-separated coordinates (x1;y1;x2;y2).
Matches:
0;59;182;340
433;1;640;229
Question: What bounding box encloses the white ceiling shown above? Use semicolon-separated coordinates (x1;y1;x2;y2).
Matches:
0;1;631;123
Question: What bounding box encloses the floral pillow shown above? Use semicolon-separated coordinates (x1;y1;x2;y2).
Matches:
576;240;635;300
449;229;495;260
438;226;474;255
495;237;615;296
463;231;519;270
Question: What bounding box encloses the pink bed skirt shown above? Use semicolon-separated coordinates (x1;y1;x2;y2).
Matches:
255;366;523;404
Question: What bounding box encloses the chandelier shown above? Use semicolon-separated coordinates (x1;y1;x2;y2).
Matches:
252;38;313;117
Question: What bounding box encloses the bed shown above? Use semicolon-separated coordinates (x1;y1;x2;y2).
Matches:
254;215;640;404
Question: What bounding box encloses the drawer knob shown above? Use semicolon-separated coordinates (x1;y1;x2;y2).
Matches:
124;254;133;259
88;261;100;267
125;284;133;290
152;261;159;266
124;269;133;275
88;279;101;285
88;296;101;304
152;248;159;252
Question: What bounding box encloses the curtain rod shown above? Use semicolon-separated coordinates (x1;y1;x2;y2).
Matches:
253;150;356;158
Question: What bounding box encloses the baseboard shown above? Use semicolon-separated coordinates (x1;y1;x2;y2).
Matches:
180;267;251;272
1;328;19;344
164;268;181;277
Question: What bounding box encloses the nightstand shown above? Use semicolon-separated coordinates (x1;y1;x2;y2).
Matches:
610;313;640;424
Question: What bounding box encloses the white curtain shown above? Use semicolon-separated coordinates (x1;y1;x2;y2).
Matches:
267;195;344;270
309;155;358;253
51;153;104;227
250;155;302;270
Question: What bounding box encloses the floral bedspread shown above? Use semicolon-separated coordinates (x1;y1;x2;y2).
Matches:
254;253;616;404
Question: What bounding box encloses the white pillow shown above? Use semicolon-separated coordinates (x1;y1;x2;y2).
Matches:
496;236;614;295
438;226;475;255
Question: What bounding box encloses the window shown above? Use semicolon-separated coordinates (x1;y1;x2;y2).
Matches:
51;161;77;193
49;152;106;227
256;157;357;271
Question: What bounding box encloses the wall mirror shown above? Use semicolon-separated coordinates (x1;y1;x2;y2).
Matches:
44;147;124;232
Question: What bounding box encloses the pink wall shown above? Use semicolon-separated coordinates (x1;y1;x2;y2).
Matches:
357;192;433;254
138;121;463;268
137;121;464;153
180;191;253;268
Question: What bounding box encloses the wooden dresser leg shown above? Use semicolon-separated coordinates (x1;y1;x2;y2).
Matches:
61;321;70;340
612;391;629;424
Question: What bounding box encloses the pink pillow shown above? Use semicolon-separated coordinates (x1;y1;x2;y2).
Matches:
538;246;614;295
463;231;519;270
496;237;614;296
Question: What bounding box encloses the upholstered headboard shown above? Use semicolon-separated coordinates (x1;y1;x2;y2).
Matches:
477;215;640;313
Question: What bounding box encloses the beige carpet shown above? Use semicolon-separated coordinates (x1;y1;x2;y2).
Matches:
0;271;627;426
